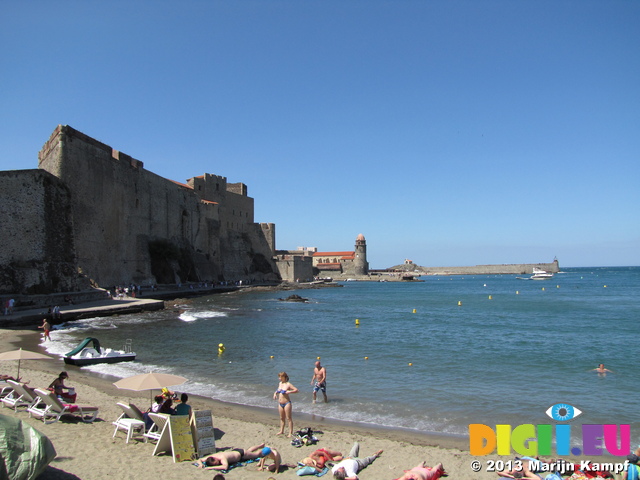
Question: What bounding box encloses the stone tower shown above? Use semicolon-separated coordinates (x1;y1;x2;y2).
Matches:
354;233;369;276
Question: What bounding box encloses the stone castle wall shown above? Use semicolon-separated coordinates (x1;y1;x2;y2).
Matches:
0;169;91;293
0;124;281;290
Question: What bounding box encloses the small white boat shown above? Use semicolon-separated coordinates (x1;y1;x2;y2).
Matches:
531;267;554;280
64;337;136;366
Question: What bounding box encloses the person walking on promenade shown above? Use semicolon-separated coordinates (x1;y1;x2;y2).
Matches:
311;360;328;403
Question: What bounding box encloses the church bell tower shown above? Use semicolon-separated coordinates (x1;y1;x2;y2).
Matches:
354;233;369;276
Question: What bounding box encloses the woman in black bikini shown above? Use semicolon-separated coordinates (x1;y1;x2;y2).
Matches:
273;371;298;437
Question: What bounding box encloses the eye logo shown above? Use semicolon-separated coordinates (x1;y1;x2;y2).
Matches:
545;403;582;422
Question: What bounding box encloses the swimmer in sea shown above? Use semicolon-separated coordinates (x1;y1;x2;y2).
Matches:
273;371;298;437
592;363;613;374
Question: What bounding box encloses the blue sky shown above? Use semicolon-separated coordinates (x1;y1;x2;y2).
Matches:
1;1;638;268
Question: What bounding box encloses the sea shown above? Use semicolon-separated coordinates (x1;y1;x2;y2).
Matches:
41;266;640;444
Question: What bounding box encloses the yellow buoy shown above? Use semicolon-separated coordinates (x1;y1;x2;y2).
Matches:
270;355;274;359
218;343;225;355
317;356;321;360
355;318;360;326
488;295;492;300
516;290;519;295
604;285;607;288
458;301;462;306
542;287;545;291
364;356;369;360
556;285;560;288
408;363;413;366
412;309;416;313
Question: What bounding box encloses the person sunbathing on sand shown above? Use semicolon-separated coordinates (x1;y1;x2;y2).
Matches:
496;461;542;480
197;444;270;471
392;461;446;480
331;442;382;480
301;448;344;473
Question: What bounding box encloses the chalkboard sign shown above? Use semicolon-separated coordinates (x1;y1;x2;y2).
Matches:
191;410;215;457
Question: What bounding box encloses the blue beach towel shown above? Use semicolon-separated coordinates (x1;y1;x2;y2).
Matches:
297;465;329;476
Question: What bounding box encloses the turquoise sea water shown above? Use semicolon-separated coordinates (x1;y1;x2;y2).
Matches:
43;267;640;442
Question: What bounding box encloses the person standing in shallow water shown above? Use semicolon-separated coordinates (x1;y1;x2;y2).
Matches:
38;318;51;341
274;372;298;437
311;360;328;403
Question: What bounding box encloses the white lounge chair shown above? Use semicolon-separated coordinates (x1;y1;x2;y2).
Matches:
28;388;99;424
113;402;146;443
1;380;39;411
143;412;169;443
0;381;13;398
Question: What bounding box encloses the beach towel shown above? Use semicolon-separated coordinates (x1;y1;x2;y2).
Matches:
192;458;259;474
297;465;329;476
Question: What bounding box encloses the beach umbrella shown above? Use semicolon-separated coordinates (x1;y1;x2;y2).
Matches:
113;372;187;403
0;348;53;381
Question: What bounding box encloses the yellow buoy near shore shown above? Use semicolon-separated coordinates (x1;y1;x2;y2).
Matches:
516;291;519;295
408;363;413;366
412;309;416;313
355;318;360;326
364;356;369;360
458;301;462;306
488;295;492;300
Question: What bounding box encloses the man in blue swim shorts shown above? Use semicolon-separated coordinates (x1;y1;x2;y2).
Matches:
311;361;328;403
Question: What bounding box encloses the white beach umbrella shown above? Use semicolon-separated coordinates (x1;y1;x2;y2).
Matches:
113;372;187;402
0;348;53;381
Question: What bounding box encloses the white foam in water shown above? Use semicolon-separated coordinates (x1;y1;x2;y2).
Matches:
179;310;227;322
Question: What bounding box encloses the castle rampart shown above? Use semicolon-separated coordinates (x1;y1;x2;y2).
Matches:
0;125;280;292
0;169;91;293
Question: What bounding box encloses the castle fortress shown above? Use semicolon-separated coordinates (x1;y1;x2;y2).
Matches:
0;125;279;294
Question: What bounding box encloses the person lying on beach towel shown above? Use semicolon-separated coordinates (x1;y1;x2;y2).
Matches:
496;461;542;480
392;461;446;480
196;444;271;472
300;448;344;473
331;442;382;480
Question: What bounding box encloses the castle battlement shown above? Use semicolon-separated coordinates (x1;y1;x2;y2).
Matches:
1;125;279;293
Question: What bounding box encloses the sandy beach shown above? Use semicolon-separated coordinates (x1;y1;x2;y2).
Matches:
0;326;506;480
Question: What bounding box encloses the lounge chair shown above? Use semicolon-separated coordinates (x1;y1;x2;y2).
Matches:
144;412;170;443
1;380;39;411
28;388;99;424
0;380;14;398
113;402;146;443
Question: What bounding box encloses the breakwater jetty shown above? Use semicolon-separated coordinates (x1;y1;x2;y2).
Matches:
388;259;560;276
